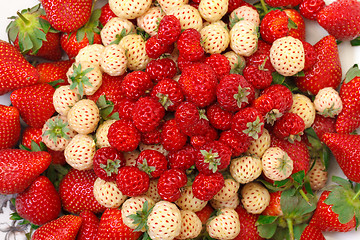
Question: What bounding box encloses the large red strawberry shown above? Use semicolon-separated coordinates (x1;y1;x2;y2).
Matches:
0;105;21;150
265;0;302;7
136;149;168;178
300;225;326;240
32;215;82;240
15;176;61;226
41;0;93;33
233;204;263;240
10;83;55;128
77;210;100;240
192;172;224;201
36;60;74;86
157;168;188;202
317;0;360;41
0;149;51;194
0;40;39;95
295;35;341;95
116;166;150;197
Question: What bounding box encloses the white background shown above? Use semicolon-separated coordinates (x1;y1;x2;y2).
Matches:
0;0;359;239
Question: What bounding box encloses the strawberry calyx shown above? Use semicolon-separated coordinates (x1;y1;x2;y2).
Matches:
156;92;174;110
137;159;156;177
128;200;154;232
286;133;302;143
100;159;122;177
233;85;251;108
265;109;282;125
43;116;71;145
200;149;221;173
318;103;341;118
304;127;330;170
96;95;120;121
69;63;94;97
344;64;360;84
243;116;264;139
229;13;244;29
69;8;101;45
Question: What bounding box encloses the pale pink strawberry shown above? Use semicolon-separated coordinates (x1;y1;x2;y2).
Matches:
75;44;105;67
67;99;100;135
95;120;116;148
53;85;81;116
168;5;203;31
100;17;135;46
210;194;240;210
230;20;258;57
119;34;150;71
241;182;270;214
177;210;203;239
213;178;240;202
109;0;152;19
261;147;294;181
64;134;96;171
229;155;262;184
137;7;164;37
100;43;128;76
198;0;229;22
121;196;155;231
289;93;316;129
308;158;328;191
158;0;189;14
175;185;208;212
206;208;241;239
93;178;127;208
246;128;271;158
314;87;343;118
229;6;260;27
200;22;230;54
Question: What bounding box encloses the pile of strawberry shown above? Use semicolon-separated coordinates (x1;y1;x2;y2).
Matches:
0;0;360;239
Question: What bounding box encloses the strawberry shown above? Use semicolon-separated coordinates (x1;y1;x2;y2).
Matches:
192;172;225;201
137;7;164;37
0;149;51;194
317;0;360;40
136;149;168;178
150;78;184;112
301;41;317;71
145;35;173;59
241;182;270;214
175;185;208;212
231;107;264;140
100;17;135;46
190;126;219;149
93;178;127;208
213;178;240;202
99;3;117;26
11;83;55;128
200;22;230;54
206;208;241;239
109;0;152;19
108;119;141;152
120;71;152;101
243;63;274;90
119;34;150;71
64;134;96;171
177;210;203;239
260;10;292;44
42;0;92;33
36;60;73;86
168;144;196;171
262;191;283;216
77;210;99;240
230;20;259;57
262;146;294;181
97;208;143;240
59;169;106;214
289;93;316;129
265;0;302;7
157;15;182;45
206;103;233;131
0;40;39;95
67;99;100;135
219;129;251;157
233;204;263;240
284;9;306;42
95;120;116;149
246;128;271;158
32;215;82;240
116;166;150;197
121;196;155;231
336;65;360;134
15;176;61;226
76;44;105;67
229;155;263;184
0;105;20;150
314;87;343;117
295;35;342;95
157;168;188;202
299;0;325;21
195;202;215;224
146;58;177;83
93;146;125;182
204;54;231;80
311;114;336;140
229;5;260;27
168;4;203;31
177;29;205;62
300;225;326;240
158;0;189;14
308;158;328;191
322;133;360;182
210;193;240;210
273;112;305;143
198;0;228;22
141;121;164;145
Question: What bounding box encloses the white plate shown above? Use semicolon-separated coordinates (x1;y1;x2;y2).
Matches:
0;0;359;239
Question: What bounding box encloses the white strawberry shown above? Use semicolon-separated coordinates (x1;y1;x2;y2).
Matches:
66;62;103;97
206;208;241;240
145;178;162;202
93;178;127;208
229;6;260;28
270;36;305;76
313;87;343;118
109;0;152;19
95;119;116;148
210;193;240;210
67;99;100;135
198;0;228;23
229;155;263;184
64;134;96;170
42;115;77;151
213;178;240;202
241;182;270;214
223;50;246;74
200;21;230;54
121;196;155;231
157;0;189;14
99;44;128;76
261;147;293;181
137;7;165;37
175;185;208;212
100;17;135;46
176;210;202;239
124;150;141;166
53;85;81;116
308;158;328;191
289;94;316;129
119;34;150;71
230;20;258;57
75;44;105;67
168;5;203;31
246;128;271;158
146;201;182;240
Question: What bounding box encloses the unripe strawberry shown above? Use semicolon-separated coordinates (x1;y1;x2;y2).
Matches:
119;34;150;71
95;120;116;148
100;17;135;46
137;7;165;37
168;5;203;31
100;44;128;76
246;128;271;158
308;158;328;191
145;178;162;203
213;178;240;202
53;85;81;116
262;147;293;181
64;134;96;171
75;44;105;67
177;210;203;239
158;0;189;14
121;196;155;231
223;51;246;74
198;0;228;22
230;20;258;57
67;99;100;135
124;150;141;166
175;185;208;212
230;155;263;184
289;93;316;128
200;22;230;54
229;6;260;27
210;194;240;210
109;0;152;19
206;208;241;240
241;182;270;214
314;87;343;118
93;178;127;208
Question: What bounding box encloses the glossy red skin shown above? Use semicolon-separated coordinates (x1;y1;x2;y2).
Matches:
206;103;233;131
116;166;150;197
262;191;282;216
108;119;141;152
145;36;173;59
99;3;117;26
0;105;20;150
120;71;153;101
299;0;326;21
160;119;188;152
233;204;264;240
141;120;164;145
231;107;264;140
77;210;100;240
60;31;102;59
192;172;225;201
93;146;125;182
157;168;188;202
195;203;214;225
219;130;250;157
146;58;177;83
284;8;306;42
260;10;289;43
265;0;302;7
150;78;184;111
204;54;231;80
190;126;219;149
16;176;61;225
36;60;73;86
243;64;273;90
116;97;136;120
177;29;204;62
157;15;182;45
168;144;197;171
311;114;336;140
300;225;326;240
301;41;317;71
59;169;106;214
136;149;168;178
309;191;356;232
273;112;305;140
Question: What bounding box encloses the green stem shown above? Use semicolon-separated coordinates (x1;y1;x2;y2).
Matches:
260;0;269;14
17;11;30;25
287;218;294;240
299;189;311;205
353;189;360;200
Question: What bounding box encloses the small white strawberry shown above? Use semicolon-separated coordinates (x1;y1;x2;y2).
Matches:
145;178;162;203
75;44;105;67
139;143;169;156
157;0;189;14
229;6;260;28
109;0;152;19
168;5;203;31
121;196;155;231
270;36;305;76
246;128;271;158
119;34;150;71
137;7;164;37
308;158;328;191
66;62;103;97
175;185;208;212
95;119;116;148
223;50;246;74
124;150;141;166
289;94;316;129
176;210;202;239
67;99;100;135
198;0;228;23
206;208;241;240
200;21;230;54
53;85;81;116
146;201;182;240
213;178;240;202
261;147;294;181
230;20;258;57
230;155;263;184
93;177;127;208
42;115;77;151
100;17;135;46
241;182;270;214
313;87;343;118
64;134;96;170
210;193;240;210
99;44;128;76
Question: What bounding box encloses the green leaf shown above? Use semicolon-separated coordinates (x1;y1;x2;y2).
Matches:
293;71;305;77
257;223;278;239
292;171;305;185
332;176;353;190
257;215;278;225
76;29;86;42
10;212;23;221
344;64;360;84
287;17;298;30
293;224;307;240
272;72;286;85
350;36;360;46
281;189;316;217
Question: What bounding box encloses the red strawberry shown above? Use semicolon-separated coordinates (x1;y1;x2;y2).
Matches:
10;83;55;128
160;119;188;151
59;169;106;214
120;71;153;101
204;54;231;80
311;114;336;140
0;149;51;194
219;129;251;157
108;119;141;152
192;172;224;201
243;64;274;90
32;215;82;240
116;97;136;120
195;203;214;225
145;35;174;59
146;58;177;83
322;133;360;182
97;208;143;240
157;168;188;202
299;0;325;21
93;146;125;182
206;102;233;131
141;120;164;145
41;0;93;33
15;176;61;225
301;40;317;71
136;149;168;178
150;78;184;111
233;204;263;240
265;0;302;7
177;29;205;62
260;10;293;44
336;65;360;134
0;105;20;150
295;35;341;95
36;60;73;86
262;191;282;216
300;225;325;240
231;107;264;141
0;40;39;95
284;8;306;42
273;112;305;143
77;210;100;240
157;15;182;45
168;144;196;171
99;3;117;26
190;126;219;149
116;166;150;197
317;0;360;40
